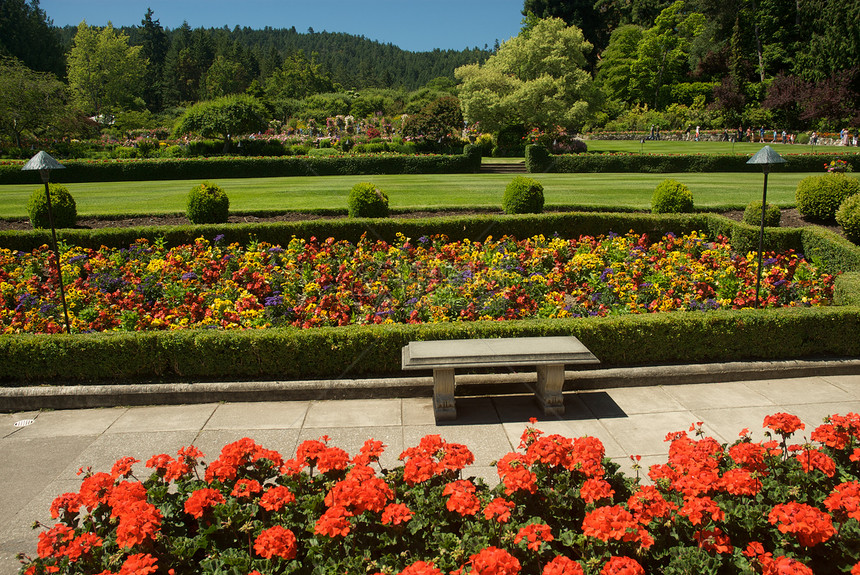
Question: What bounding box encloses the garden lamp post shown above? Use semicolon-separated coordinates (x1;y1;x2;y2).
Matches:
746;145;786;309
22;151;71;334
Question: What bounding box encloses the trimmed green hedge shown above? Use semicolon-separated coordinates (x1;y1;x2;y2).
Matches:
526;151;860;174
0;149;482;184
1;307;858;384
2;211;859;385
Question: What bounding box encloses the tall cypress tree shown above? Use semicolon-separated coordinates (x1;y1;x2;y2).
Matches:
139;8;168;111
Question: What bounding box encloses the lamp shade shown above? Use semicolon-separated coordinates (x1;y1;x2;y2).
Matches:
22;151;65;172
746;145;786;166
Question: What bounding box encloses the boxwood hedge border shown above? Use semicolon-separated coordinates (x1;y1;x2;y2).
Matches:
525;144;860;174
0;146;482;185
1;211;859;385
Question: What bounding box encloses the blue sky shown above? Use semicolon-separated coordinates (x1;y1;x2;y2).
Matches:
38;0;526;52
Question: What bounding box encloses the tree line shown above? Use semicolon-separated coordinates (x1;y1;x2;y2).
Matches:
1;0;858;151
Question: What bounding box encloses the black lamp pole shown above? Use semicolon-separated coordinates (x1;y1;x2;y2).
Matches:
746;146;786;309
22;151;72;334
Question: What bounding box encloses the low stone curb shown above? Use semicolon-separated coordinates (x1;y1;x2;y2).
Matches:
2;358;859;412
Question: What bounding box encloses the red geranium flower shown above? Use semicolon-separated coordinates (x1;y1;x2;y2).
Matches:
580;478;615;504
483;497;515;523
254;525;297;560
763;412;805;436
382;502;414;525
824;481;860;521
768;502;836;546
184;488;225;519
398;560;443;575
543;556;584;575
314;505;352;537
443;479;481;516
515;523;554;551
118;553;158;575
600;556;645;575
260;485;296;512
469;546;521;575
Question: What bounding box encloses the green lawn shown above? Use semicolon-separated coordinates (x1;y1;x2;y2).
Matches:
0;171;816;219
582;139;847;156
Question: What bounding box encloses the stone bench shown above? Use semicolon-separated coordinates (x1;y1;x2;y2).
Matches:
401;336;599;420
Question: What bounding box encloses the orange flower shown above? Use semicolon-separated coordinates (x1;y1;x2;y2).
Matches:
679;496;724;526
600;556;645;575
627;485;677;525
694;527;733;553
184;488;225;519
381;502;414;525
110;456;139;479
582;505;652;548
259;485;296;512
442;479;481;516
768;502;836;546
253;525;297;560
231;478;263;498
515;523;554;551
543;556;584;575
469;546;521;575
483;497;515;523
580;478;615;505
398;560;443;575
793;448;836;477
763;412;805;436
314;505;352;537
823;481;860;521
118;553;158;575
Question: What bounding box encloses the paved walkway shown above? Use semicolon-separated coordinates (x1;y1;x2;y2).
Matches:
2;372;860;574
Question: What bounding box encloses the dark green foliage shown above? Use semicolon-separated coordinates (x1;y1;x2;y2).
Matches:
836;194;860;244
502;176;545;214
186;181;229;224
494;125;528;157
1;211;859;385
743;201;782;227
0;151;480;184
347;182;389;218
525;152;860;174
26;183;77;229
651;179;694;213
795;173;860;221
525;144;552;173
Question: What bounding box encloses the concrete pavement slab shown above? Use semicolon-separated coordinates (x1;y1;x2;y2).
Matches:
1;478;81;575
690;405;786;443
601;386;687;415
105;403;218;433
743;376;856;405
294;426;405;471
1;412;39;439
0;435;96;520
491;392;596;422
204;401;310;430
662;381;774;410
598;410;723;456
400;397;437;426
56;431;200;481
776;401;860;431
820;374;860;398
192;429;302;467
500;417;629;460
7;408;125;439
303;399;402;428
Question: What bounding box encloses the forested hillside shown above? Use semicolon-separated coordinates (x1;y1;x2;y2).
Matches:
55;23;492;95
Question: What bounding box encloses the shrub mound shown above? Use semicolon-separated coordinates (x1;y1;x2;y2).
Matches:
26;183;77;229
651;179;694;213
743;201;782;227
836;194;860;244
19;412;860;575
795;173;860;221
186;182;229;224
502;176;545;214
348;182;389;218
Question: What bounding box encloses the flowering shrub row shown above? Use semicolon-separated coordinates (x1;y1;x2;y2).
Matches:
0;231;836;334
21;411;860;574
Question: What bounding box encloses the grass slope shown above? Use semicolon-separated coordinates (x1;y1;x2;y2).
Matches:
0;172;815;218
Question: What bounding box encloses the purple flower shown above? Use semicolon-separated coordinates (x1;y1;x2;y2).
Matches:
214;234;225;243
181;272;198;281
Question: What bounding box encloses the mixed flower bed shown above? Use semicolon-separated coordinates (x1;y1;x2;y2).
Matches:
20;412;860;574
0;232;837;334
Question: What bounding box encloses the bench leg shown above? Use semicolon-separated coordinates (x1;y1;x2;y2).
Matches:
536;364;565;416
433;368;456;420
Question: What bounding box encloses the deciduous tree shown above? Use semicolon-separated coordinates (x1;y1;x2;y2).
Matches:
66;21;147;117
455;17;600;133
0;56;69;146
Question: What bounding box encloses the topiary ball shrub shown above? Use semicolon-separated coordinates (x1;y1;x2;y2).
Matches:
27;183;77;229
795;173;860;221
186;181;230;224
502;176;544;214
743;201;782;227
836;194;860;244
651;179;694;213
348;182;389;218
